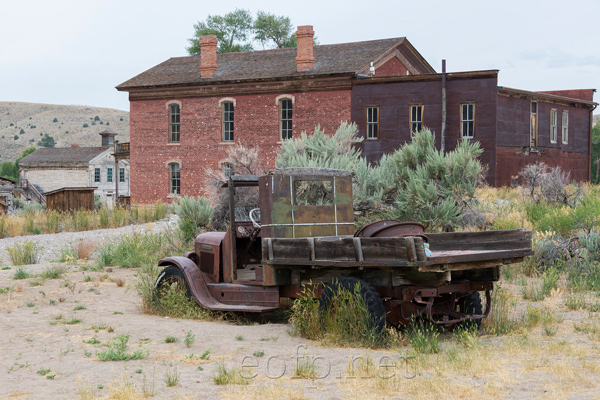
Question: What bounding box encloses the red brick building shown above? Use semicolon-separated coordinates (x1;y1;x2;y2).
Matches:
117;26;596;203
117;26;435;203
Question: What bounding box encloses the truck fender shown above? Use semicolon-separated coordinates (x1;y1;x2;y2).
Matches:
157;256;204;301
156;256;226;311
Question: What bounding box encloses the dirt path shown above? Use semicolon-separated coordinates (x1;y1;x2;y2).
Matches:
1;222;599;399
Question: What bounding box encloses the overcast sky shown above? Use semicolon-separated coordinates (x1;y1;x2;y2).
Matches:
1;0;598;112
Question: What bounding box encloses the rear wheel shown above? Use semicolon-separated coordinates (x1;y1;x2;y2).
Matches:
456;292;483;329
154;265;191;298
319;277;386;332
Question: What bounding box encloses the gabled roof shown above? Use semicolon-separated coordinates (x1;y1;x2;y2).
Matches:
117;37;435;90
18;147;107;168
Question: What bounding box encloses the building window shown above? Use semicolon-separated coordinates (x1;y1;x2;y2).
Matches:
461;104;475;139
410;105;423;135
562;111;568;144
170;163;180;195
94;168;100;183
530;101;538;148
119;168;125;183
280;99;293;140
222;102;234;142
550;109;557;143
169;104;180;143
366;106;379;139
107;168;113;183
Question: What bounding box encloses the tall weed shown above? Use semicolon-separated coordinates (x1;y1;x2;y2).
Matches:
289;283;391;348
7;240;43;265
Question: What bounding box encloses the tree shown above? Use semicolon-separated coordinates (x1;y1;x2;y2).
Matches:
0;161;18;180
253;11;294;48
0;147;36;180
37;133;56;148
187;9;254;55
186;10;312;55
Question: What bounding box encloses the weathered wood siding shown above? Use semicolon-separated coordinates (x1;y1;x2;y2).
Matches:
46;188;95;212
495;94;591;186
351;74;498;184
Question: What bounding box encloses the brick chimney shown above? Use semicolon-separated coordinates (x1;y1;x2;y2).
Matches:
295;26;315;71
199;35;218;78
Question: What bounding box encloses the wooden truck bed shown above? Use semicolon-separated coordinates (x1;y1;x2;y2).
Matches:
261;229;533;272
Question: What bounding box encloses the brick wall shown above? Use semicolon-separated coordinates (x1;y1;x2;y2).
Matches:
130;90;352;203
375;57;408;77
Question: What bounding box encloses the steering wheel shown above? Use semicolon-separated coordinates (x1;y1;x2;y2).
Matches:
249;208;261;229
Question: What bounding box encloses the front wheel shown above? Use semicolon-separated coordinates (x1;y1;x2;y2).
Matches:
154;265;191;299
319;277;386;332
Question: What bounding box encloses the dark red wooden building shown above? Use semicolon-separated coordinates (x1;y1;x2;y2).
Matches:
352;72;597;186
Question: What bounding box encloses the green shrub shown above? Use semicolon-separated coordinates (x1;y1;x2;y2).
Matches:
7;240;42;265
387;129;483;231
55;244;78;262
522;267;560;301
572;192;600;233
567;260;600;293
96;232;164;269
164;367;180;387
96;334;149;361
13;267;31;280
99;207;110;228
526;202;574;237
406;320;441;354
213;363;249;385
184;330;195;348
580;229;600;259
40;266;66;280
173;196;214;242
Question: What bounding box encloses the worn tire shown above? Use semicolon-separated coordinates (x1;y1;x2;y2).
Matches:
154;265;191;299
456;291;483;329
319;277;386;332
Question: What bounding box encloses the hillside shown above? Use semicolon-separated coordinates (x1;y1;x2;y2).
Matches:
0;102;129;162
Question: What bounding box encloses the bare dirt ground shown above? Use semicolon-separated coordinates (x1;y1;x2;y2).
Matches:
1;220;600;399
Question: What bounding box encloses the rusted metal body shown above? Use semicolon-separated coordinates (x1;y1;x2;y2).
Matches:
157;167;533;326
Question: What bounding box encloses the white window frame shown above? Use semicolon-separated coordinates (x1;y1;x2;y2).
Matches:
222;102;234;142
169;163;180;195
550;109;557;144
562;111;568;144
460;103;475;139
366;106;379;140
169;104;180;143
279;99;293;140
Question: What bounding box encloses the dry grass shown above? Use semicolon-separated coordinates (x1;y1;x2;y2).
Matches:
221;382;308;400
0;203;167;239
74;241;96;260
